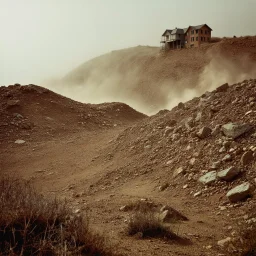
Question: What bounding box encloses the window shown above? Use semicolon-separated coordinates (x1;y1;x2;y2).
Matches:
201;37;203;41
201;30;203;33
196;37;198;41
196;29;199;34
191;30;194;35
205;30;207;34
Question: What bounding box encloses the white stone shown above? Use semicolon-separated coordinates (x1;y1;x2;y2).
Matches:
15;139;26;144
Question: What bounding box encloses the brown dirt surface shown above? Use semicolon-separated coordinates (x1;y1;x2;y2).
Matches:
1;37;256;256
1;78;256;256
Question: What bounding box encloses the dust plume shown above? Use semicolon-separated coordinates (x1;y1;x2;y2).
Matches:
45;45;256;116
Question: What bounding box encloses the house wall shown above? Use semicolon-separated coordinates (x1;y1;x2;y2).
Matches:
185;25;211;48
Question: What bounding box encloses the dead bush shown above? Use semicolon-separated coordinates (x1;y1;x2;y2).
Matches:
127;211;177;239
0;177;115;256
239;223;256;256
124;200;158;213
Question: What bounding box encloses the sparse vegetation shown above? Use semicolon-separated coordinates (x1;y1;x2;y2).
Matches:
127;211;177;239
0;177;115;256
239;221;256;256
125;200;188;243
124;200;158;212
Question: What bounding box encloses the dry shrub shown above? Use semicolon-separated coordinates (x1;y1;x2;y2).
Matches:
0;177;115;256
239;223;256;256
126;201;189;243
124;200;158;212
127;211;177;240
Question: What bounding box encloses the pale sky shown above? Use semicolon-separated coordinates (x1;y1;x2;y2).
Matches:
1;0;256;85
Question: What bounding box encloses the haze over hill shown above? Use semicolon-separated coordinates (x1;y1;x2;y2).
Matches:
46;36;256;115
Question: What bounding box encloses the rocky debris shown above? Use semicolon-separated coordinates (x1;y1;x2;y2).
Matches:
177;102;185;109
210;161;221;170
211;124;221;136
158;183;169;191
14;139;26;144
197;126;212;139
222;123;253;139
217;167;240;181
158;210;169;222
226;182;254;202
241;151;254;165
222;154;232;162
159;205;188;221
173;167;185;178
194;191;202;197
216;83;229;93
198;171;217;185
119;205;129;212
217;237;232;247
7;99;20;108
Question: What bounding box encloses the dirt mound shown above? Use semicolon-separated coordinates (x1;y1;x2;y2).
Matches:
98;79;256;190
0;84;146;144
57;37;256;115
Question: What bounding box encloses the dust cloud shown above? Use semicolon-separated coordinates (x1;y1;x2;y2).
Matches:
46;53;256;116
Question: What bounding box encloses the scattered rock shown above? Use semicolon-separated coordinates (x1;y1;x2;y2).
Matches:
222;154;232;162
216;83;229;93
226;182;254;202
189;158;196;166
159;210;169;222
197;127;212;139
222;123;253;139
217;167;240;181
217;237;232;247
173;167;185;178
198;171;217;185
194;191;202;197
159;183;169;191
241;151;254;165
14;139;26;144
164;127;173;137
211;125;221;136
177;102;185;109
120;205;129;212
7;99;20;108
210;161;221;170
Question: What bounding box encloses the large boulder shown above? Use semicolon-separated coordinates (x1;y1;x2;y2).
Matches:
198;171;217;185
222;123;253;139
226;182;254;202
217;167;240;181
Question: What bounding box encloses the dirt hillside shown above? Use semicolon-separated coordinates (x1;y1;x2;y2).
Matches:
1;79;256;255
0;84;146;145
57;36;256;114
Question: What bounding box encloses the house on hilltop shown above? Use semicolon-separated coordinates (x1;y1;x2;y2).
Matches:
160;24;212;50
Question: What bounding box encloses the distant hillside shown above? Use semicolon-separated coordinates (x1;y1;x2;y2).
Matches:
59;37;256;115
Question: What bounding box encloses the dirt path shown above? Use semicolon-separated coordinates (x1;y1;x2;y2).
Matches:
0;126;231;256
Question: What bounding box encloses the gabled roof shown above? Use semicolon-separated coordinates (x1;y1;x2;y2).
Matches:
187;24;213;32
183;27;189;34
162;29;173;36
171;28;184;35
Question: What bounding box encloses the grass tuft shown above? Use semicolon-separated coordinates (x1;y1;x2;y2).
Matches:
0;177;116;256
